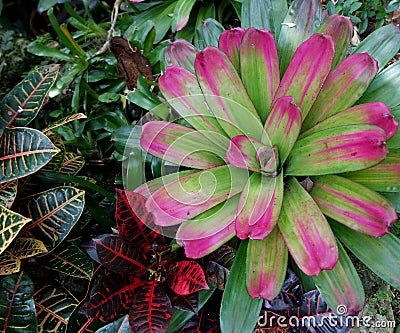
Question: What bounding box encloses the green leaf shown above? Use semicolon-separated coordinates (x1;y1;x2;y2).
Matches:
241;0;287;37
9;237;47;259
28;41;75;62
246;228;288;299
20;186;85;252
59;152;85;176
95;315;130;332
221;240;262;333
333;220;400;289
0;205;31;255
312;241;365;314
36;242;93;280
277;0;324;75
195;18;225;49
37;0;59;13
351;24;400;70
0;272;37;332
0;180;18;208
34;284;78;332
278;177;338;276
0;128;60;183
172;0;197;32
123;147;144;192
357;61;400;108
166;289;215;333
286;125;388;176
0;64;59;132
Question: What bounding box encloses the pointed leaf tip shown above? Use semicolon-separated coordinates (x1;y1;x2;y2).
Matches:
164;39;197;73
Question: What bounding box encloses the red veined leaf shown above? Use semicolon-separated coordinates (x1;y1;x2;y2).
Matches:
170;291;199;314
116;189;165;252
257;289;356;332
91;234;148;275
177;308;220;333
129;281;172;333
80;273;145;321
167;261;209;296
206;245;235;290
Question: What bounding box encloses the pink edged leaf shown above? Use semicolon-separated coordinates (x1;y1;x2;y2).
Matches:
116;189;164;251
285;125;388;176
246;227;288;300
134;170;197;198
179;221;236;259
176;195;239;241
301;102;398;140
140;121;226;169
195;46;264;140
129;281;172;333
146;165;248;226
158;66;225;137
164;39;197;73
264;96;302;164
167;260;209;295
240;28;280;122
90;234;148;275
274;34;334;119
172;0;197;32
218;28;245;71
312;241;365;315
317;14;353;69
226;135;277;174
303;53;378;131
343;149;400;192
236;172;283;240
277;0;324;75
310;175;397;236
277;177;338;276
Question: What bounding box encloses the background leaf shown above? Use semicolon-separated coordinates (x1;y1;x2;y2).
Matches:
167;261;209;296
20;186;85;252
0;128;60;183
0;204;31;255
0;180;18;208
0;272;37;332
0;64;59;133
129;281;172;333
34;284;78;333
220;240;263;333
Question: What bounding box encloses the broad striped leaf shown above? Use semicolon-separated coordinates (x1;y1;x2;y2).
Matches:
89;234;147;275
59;152;85;175
218;28;245;70
0;179;17;208
332;221;400;290
41;132;66;173
278;177;338;276
36;242;93;280
0;205;31;255
43;113;87;133
220;240;263;333
164;39;197;73
312;241;365;314
246;228;288;300
20;186;85;252
0;251;20;275
34;284;78;333
167;261;209;296
0;272;37;332
0;127;60;183
129;281;172;333
0;64;59;133
9;237;47;259
172;0;197;32
80;274;145;321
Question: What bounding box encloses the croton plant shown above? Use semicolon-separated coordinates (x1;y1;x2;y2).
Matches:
130;0;400;331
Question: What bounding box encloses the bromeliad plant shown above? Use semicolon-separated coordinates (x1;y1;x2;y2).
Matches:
132;0;400;330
